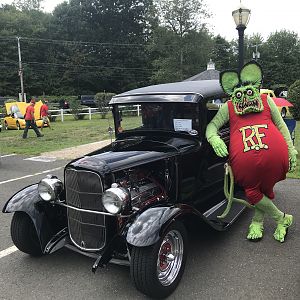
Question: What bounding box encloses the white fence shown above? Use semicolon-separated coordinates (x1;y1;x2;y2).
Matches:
49;105;141;122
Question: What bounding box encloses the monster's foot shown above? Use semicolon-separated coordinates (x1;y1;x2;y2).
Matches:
273;214;293;243
247;221;264;241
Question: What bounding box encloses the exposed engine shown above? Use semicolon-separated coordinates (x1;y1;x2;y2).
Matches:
114;168;167;209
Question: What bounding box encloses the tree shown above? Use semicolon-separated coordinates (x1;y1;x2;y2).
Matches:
259;30;300;87
288;80;300;120
153;0;210;79
0;5;52;96
154;0;209;35
148;26;213;83
51;0;153;93
95;92;115;118
211;35;235;70
13;0;44;11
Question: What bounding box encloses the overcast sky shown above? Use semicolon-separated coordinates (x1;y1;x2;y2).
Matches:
1;0;300;41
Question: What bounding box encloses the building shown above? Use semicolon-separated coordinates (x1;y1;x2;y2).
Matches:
184;59;220;81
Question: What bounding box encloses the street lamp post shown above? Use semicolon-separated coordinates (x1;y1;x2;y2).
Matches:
232;2;251;71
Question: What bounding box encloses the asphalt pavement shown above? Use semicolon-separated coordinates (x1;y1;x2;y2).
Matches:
0;153;299;300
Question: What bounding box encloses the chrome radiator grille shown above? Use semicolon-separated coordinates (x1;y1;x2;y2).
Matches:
65;168;106;251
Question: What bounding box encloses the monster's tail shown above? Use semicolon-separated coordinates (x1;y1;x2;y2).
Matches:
218;163;253;219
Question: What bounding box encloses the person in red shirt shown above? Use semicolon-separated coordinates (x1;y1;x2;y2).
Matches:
22;99;43;138
40;99;51;130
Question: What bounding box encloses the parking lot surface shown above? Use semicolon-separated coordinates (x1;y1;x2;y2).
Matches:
0;154;299;299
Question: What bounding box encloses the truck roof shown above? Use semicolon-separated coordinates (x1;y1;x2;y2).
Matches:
110;80;225;104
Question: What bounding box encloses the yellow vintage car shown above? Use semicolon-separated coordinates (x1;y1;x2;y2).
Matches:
260;89;293;118
3;101;46;130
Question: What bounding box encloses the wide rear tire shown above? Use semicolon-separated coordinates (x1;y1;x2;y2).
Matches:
130;221;188;299
11;212;43;256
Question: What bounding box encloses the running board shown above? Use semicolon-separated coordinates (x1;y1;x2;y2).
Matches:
203;199;246;230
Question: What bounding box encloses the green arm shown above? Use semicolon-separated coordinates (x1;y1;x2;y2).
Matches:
267;96;298;172
206;103;229;157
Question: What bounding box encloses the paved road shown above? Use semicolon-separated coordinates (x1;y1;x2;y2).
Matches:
0;154;299;299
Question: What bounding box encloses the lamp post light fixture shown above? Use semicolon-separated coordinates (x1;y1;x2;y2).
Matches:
232;1;251;71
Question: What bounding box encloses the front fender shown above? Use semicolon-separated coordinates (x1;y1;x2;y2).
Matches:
3;184;41;214
126;206;184;247
2;184;62;250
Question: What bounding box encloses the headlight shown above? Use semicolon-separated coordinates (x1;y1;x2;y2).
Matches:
38;177;63;201
102;187;130;214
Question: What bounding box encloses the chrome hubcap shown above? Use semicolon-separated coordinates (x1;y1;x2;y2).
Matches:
157;230;184;286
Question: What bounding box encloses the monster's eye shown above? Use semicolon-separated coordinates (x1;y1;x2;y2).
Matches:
235;91;242;99
246;89;254;96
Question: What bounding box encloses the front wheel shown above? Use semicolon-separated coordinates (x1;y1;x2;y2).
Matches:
16;121;20;130
130;221;188;299
4;121;8;130
11;212;43;256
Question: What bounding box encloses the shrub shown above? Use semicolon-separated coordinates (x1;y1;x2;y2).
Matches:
68;98;86;120
288;80;300;120
95;92;115;119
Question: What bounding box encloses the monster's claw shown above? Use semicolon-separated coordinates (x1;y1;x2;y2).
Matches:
288;149;298;172
273;214;293;243
210;136;228;158
247;222;264;241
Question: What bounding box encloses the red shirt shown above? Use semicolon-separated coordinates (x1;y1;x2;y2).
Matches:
24;105;35;120
40;104;48;117
228;94;289;204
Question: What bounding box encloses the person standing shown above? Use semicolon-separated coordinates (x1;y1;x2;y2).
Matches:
40;99;51;130
22;99;43;139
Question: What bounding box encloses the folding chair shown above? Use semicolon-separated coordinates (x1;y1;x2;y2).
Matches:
284;118;296;145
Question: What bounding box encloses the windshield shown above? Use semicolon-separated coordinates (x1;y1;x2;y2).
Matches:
14;111;24;119
115;103;201;135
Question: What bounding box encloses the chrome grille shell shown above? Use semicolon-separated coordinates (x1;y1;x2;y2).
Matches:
65;168;106;251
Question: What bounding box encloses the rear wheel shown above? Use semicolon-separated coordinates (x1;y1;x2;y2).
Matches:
4;121;8;130
16;121;20;130
130;221;188;299
11;212;43;256
281;107;287;118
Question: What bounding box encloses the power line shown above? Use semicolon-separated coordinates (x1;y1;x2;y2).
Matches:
0;64;153;80
23;61;157;71
0;36;175;49
0;60;157;73
0;36;146;47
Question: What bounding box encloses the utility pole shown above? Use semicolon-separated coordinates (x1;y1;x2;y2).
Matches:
17;37;25;102
251;43;262;60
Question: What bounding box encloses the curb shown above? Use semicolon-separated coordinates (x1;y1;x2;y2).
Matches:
41;139;112;160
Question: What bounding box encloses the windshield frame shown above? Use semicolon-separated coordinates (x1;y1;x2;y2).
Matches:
112;102;202;138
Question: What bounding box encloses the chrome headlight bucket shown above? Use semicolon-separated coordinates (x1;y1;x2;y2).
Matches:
38;177;63;201
102;187;130;214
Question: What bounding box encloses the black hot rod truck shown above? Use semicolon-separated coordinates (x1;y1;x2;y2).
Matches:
3;80;246;299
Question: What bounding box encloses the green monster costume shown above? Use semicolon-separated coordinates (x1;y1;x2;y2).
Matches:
206;61;298;242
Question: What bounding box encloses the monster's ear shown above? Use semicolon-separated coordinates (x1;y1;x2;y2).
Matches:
220;71;239;95
240;61;263;88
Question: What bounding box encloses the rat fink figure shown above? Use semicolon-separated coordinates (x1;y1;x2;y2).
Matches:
206;61;298;242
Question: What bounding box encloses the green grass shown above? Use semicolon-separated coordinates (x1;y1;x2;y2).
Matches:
1;117;299;178
0;115;114;155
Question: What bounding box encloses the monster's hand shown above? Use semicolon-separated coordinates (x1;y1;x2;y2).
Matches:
289;148;298;172
209;136;229;157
